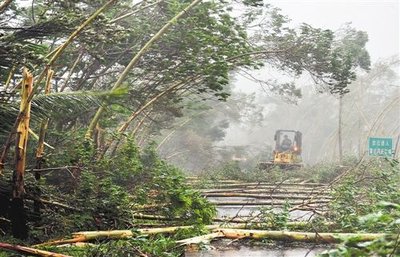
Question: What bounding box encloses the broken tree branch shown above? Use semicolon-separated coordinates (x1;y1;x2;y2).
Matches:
0;242;72;257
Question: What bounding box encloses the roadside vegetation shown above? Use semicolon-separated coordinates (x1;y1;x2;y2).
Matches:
0;137;215;256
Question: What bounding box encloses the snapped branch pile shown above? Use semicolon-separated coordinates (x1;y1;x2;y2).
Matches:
32;226;387;249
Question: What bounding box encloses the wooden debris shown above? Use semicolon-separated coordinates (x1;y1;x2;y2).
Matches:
209;199;330;206
35;226;387;248
0;242;71;257
203;192;332;200
35;225;223;246
215;228;386;243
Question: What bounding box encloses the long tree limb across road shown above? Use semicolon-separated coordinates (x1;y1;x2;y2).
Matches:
35;227;387;247
216;229;386;244
85;0;203;139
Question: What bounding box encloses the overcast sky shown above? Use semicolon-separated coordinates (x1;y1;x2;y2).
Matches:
267;0;399;62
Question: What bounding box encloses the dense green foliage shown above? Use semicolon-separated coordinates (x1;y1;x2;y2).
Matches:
0;135;214;256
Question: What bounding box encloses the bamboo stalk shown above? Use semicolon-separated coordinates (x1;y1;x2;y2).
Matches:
200;188;331;195
36;227;387;248
0;0;12;13
203;192;332;200
29;129;55;149
191;182;328;188
109;0;162;24
59;51;83;92
132;213;317;227
34;69;53;217
215;228;386;244
0;0;117;174
35;225;243;247
31;0;118;102
0;242;72;257
118;82;184;134
85;0;203;139
27;166;79;173
13;68;33;199
35;69;53;164
4;65;16;90
186;178;324;185
199;185;328;191
209;199;330;206
107;82;185;155
26;197;82;212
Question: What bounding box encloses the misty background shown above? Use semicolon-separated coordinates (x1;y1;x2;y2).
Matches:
157;0;400;171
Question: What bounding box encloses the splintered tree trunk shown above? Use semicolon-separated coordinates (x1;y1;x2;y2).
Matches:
36;227;387;247
11;68;33;239
34;69;54;219
0;0;117;175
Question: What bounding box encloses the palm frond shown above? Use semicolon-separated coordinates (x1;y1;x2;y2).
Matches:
0;88;127;141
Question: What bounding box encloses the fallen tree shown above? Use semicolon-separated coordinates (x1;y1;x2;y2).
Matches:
35;227;387;248
209;199;330;206
203;192;332;200
200;188;331;195
195;183;327;189
215;228;386;243
35;224;241;247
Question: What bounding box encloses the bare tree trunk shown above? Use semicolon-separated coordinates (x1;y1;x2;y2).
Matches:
338;95;343;163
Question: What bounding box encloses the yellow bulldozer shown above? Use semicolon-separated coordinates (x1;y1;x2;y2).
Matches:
259;130;303;170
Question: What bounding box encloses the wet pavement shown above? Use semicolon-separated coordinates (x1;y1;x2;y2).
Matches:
185;180;331;256
185;246;326;257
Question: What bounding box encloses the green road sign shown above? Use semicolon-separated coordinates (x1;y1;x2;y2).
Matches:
368;137;393;157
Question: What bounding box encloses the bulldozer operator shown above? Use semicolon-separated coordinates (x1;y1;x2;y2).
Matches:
280;135;292;151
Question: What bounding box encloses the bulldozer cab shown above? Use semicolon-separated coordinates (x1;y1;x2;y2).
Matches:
258;129;303;170
274;130;302;154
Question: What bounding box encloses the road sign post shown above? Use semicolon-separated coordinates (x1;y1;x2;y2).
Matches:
368;137;393;157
